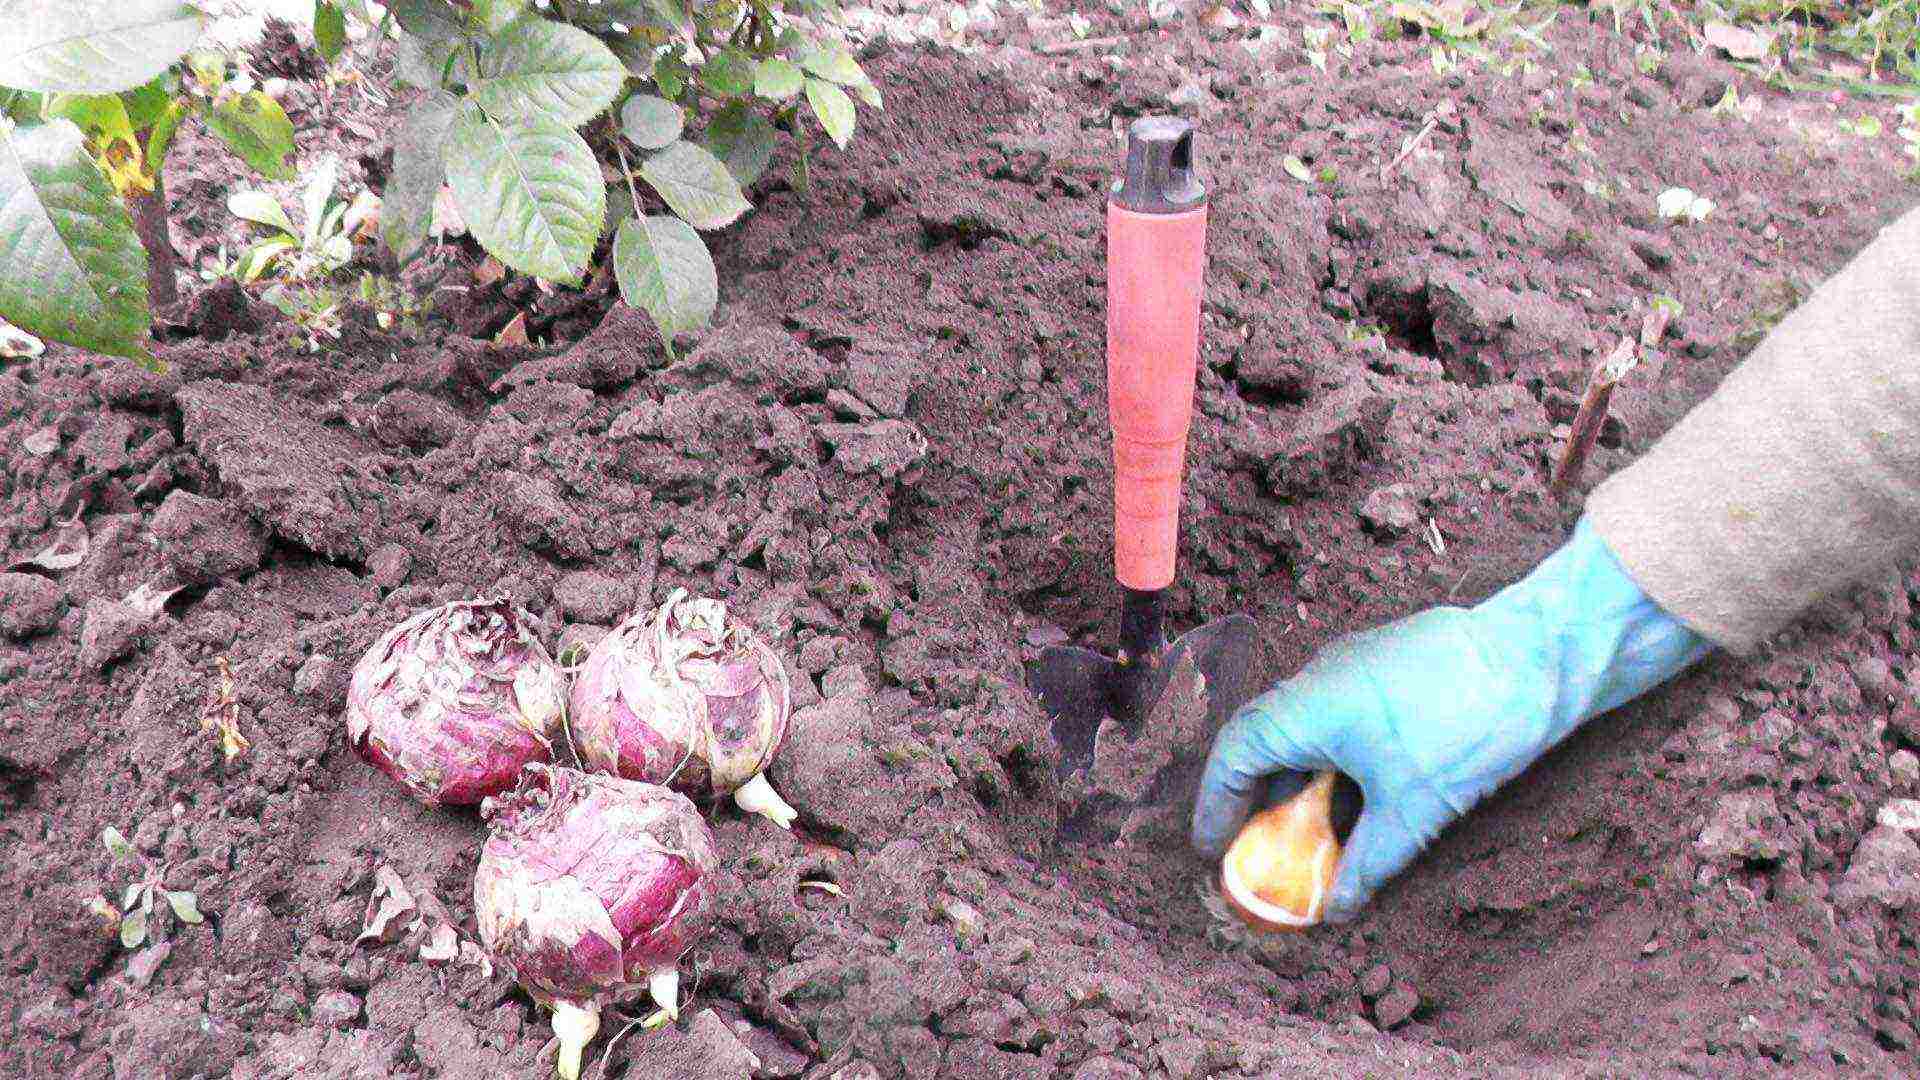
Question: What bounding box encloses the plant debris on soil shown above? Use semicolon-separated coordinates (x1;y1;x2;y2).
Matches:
6;4;1920;1078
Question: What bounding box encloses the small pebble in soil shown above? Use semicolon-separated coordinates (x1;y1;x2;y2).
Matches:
367;543;412;590
1358;484;1421;538
311;990;363;1029
1834;826;1920;909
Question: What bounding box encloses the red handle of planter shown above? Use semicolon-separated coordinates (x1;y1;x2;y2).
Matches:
1106;119;1208;593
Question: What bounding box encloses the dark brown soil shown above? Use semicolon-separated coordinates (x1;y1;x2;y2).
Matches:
5;6;1920;1078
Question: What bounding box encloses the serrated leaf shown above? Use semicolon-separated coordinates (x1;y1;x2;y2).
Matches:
389;0;467;41
444;107;604;282
805;79;854;150
206;91;295;180
755;57;803;100
314;1;347;62
705;101;775;186
702;48;755;96
120;907;148;948
640;140;749;229
102;826;135;859
471;0;527;33
0;2;206;95
384;92;459;263
471;18;625;127
166;890;204;924
228;190;294;234
614;214;715;338
0;119;151;363
801;46;863;85
620;94;683;150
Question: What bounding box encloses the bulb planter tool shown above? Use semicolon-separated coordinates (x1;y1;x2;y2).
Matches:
1030;116;1259;844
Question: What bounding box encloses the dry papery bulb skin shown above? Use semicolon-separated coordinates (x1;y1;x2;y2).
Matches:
569;588;797;827
1219;770;1344;932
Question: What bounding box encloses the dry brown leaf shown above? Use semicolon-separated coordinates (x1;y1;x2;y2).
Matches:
472;257;506;289
12;522;88;572
357;865;417;946
1703;20;1774;61
494;311;530;347
343;189;382;241
420;921;459;964
124;581;183;618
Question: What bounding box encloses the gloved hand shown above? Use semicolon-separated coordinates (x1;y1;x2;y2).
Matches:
1191;517;1712;922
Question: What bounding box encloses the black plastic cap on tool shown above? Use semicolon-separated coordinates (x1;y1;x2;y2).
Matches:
1110;116;1205;214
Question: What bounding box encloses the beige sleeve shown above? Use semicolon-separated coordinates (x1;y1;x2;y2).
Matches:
1588;204;1920;655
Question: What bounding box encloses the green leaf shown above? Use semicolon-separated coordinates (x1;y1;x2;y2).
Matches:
801;46;863;85
228;190;294;234
0;119;152;363
754;57;803;100
620;94;683;150
805;79;854;149
705;101;775;186
166;890;204;924
654;52;690;100
120;79;171;130
120;907;148;948
0;89;42;122
701;48;755;96
614;214;715;338
639;140;749;229
102;826;136;859
383;91;458;263
237;237;294;281
314;1;347;62
389;0;467;41
0;2;206;94
44;93;134;144
851;75;882;109
144;101;185;168
205;91;296;180
444;106;604;282
471;0;527;34
301;155;340;248
470;17;625;128
791;137;809;191
122;882;147;910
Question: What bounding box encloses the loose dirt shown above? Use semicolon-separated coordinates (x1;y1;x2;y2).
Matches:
5;4;1920;1078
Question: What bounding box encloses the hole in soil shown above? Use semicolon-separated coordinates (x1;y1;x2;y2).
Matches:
0;756;36;811
1361;283;1442;360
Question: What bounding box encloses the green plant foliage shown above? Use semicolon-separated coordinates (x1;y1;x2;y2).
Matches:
379;0;878;342
0;118;153;364
0;1;207;95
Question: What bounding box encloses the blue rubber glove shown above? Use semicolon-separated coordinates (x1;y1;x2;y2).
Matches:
1191;517;1712;922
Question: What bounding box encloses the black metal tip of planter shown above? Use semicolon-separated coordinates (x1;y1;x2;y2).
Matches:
1111;115;1206;214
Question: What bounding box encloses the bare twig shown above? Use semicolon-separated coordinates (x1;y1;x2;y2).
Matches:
1549;336;1639;499
1382;115;1442;178
1037;34;1128;55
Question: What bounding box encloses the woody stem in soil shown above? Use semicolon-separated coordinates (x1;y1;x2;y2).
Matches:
127;136;179;311
1550;336;1637;498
